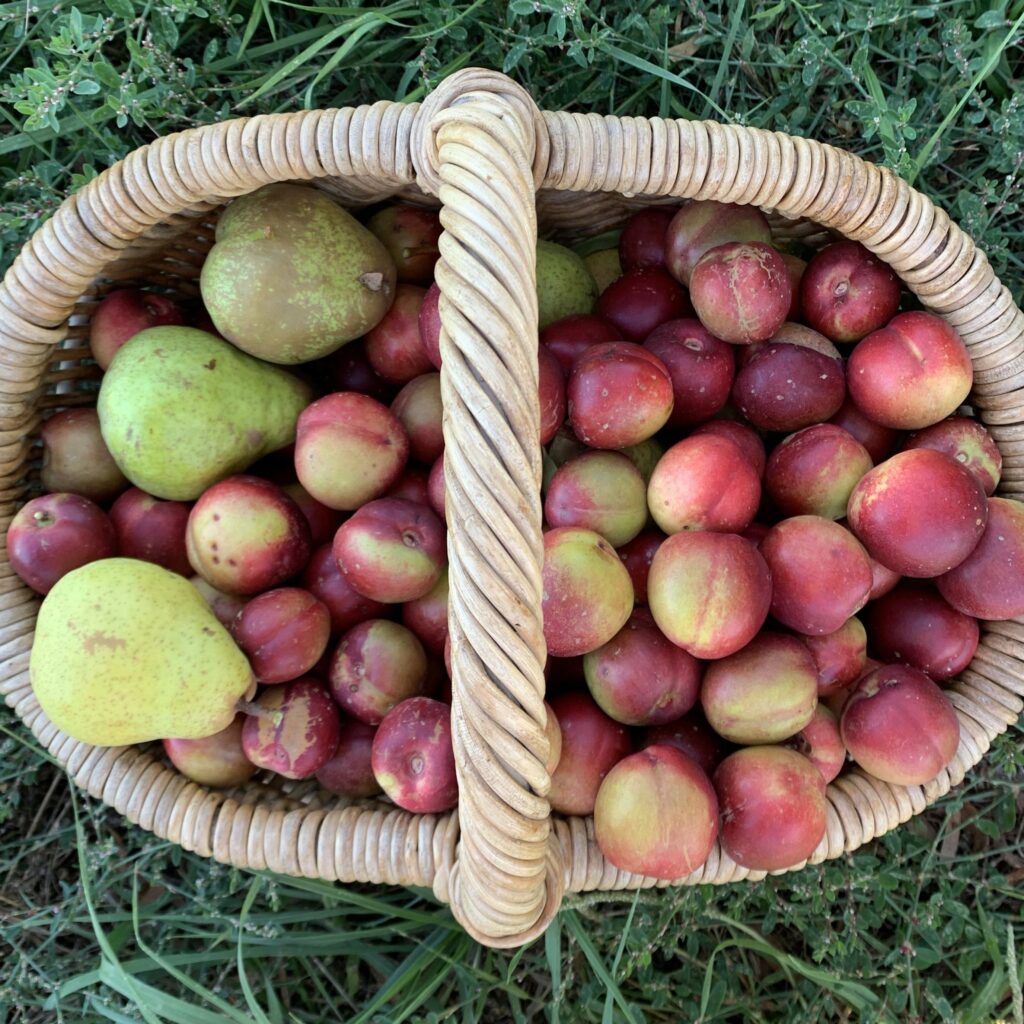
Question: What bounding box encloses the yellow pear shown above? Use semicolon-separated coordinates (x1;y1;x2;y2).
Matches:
31;558;255;746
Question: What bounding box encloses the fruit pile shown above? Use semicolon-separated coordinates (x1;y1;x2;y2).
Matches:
13;185;1024;883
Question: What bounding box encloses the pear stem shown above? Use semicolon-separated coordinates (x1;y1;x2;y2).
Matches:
235;698;283;726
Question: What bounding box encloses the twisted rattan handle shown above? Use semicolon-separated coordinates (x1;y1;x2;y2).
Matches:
411;69;562;946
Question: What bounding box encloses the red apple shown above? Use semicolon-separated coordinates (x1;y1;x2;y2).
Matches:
847;311;973;430
333;498;446;603
7;493;117;595
648;532;771;659
547;691;632;816
295;392;410;511
90;288;186;369
241;678;341;780
371;696;458;813
840;664;960;785
568;342;674;448
40;408;128;503
185;476;311;595
714;746;827;871
783;704;845;783
800;241;901;343
390;373;444;464
234;587;332;684
110;487;192;576
847;449;987;578
594;745;718;879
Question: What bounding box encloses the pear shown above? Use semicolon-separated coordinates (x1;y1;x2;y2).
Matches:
536;240;598;329
584;248;622;293
97;327;311;501
30;558;255;746
200;183;397;364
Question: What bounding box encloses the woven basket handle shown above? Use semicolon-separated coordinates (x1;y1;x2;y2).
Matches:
410;70;563;945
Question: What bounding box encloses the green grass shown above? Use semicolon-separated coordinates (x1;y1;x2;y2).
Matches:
2;2;1024;1021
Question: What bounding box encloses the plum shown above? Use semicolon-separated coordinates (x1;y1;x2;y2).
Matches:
765;424;872;520
700;632;818;744
647;434;761;534
90;288;185;370
7;493;117;595
110;488;192;576
690;419;767;478
301;543;387;634
648;532;771;659
799;241;901;343
618;206;681;271
185;476;311;595
330;619;428;724
761;516;872;635
542;527;634;657
803;616;868;697
568;342;674;448
828;396;900;464
540;313;623;377
596;267;693;341
937;497;1024;619
689;242;791;345
418;281;442;370
401;568;449;656
281;483;343;547
241;678;341;780
315;717;381;798
547;692;632;816
664;201;772;285
545;451;647;548
783;704;846;783
641;708;732;776
847;449;987;578
714;746;827;871
840;665;960;785
366;204;441;285
365;284;433;384
643;319;735;427
234;587;331;684
594;745;718;879
390;373;444;464
163;714;256;788
325;338;395;403
295;392;409;511
584;609;701;726
538;342;568;445
616;529;665;605
847;311;973;430
426;454;446;523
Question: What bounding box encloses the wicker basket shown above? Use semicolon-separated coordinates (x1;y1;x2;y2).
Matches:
2;68;1023;949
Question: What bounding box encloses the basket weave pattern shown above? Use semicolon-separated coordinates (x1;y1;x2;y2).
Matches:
2;69;1023;948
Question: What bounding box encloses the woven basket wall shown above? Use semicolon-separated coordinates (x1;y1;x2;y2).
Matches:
2;68;1023;949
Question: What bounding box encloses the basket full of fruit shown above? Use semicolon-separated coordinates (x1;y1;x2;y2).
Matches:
2;69;1023;948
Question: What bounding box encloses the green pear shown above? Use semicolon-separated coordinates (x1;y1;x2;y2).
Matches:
97;327;311;501
200;183;397;364
584;248;622;293
536;240;598;329
30;558;255;747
